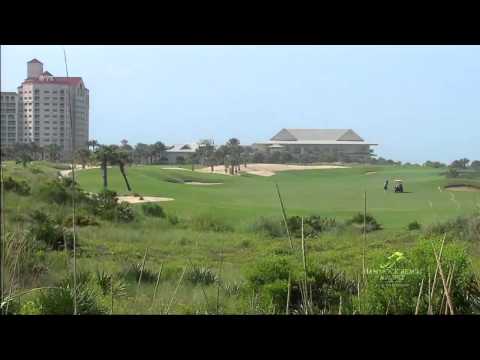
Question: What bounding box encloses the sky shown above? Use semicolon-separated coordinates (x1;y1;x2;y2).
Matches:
1;45;479;164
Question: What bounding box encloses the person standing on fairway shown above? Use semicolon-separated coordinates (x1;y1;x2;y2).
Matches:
384;179;389;192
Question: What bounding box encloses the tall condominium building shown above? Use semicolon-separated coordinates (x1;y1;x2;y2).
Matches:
15;58;89;158
0;92;19;146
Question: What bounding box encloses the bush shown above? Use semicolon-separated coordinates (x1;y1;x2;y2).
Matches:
63;214;99;227
191;214;233;232
250;216;285;238
246;255;356;314
28;210;74;250
30;167;44;174
39;178;88;205
95;270;127;297
123;263;157;283
287;215;337;238
142;203;166;218
346;213;382;232
425;214;480;242
26;271;105;314
185;265;218;286
90;190;135;223
116;202;135;222
360;239;480;314
51;164;71;170
165;177;184;184
408;220;422;231
3;176;31;195
168;214;180;225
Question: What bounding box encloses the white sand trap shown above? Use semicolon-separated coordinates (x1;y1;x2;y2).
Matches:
117;196;174;204
445;185;480;192
365;172;377;175
60;165;107;177
199;163;349;177
163;167;191;171
184;182;223;186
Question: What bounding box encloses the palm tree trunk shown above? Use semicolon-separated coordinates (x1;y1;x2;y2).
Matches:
102;157;108;189
119;163;132;191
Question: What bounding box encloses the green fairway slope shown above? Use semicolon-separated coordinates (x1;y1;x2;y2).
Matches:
76;165;480;230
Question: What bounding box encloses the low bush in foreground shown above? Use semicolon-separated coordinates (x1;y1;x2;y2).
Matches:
249;216;285;238
407;220;422;231
346;213;382;232
425;214;480;242
142;203;166;218
4;176;31;195
28;210;74;250
287;215;337;238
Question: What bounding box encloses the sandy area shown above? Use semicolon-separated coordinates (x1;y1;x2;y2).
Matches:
117;196;174;204
445;185;480;192
60;165;105;177
365;172;377;175
199;163;349;177
185;182;223;186
163;167;190;171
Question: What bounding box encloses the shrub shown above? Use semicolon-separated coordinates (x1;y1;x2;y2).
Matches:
191;214;233;232
168;214;180;225
90;190;135;223
346;213;382;232
287;215;337;238
408;220;422;231
142;203;166;218
39;178;88;205
116;202;135;222
30;167;44;174
27;272;105;314
246;255;355;313
95;270;127;297
3;176;31;195
28;210;74;250
425;214;480;242
63;214;99;227
123;263;157;283
250;216;285;238
185;265;218;286
360;239;480;314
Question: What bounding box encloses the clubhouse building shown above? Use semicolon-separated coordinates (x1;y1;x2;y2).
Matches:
253;128;377;162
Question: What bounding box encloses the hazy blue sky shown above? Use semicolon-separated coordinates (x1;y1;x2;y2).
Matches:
1;45;479;163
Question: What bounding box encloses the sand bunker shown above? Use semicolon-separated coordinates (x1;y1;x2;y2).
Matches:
365;172;377;175
199;163;349;177
444;185;480;192
117;196;174;204
184;182;223;186
59;165;106;177
163;167;190;171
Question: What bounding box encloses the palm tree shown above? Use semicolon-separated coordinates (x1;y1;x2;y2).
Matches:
87;139;99;152
152;141;167;164
226;138;241;175
46;144;62;162
75;148;92;169
94;145;132;191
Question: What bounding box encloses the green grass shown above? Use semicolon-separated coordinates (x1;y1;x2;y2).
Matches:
76;164;480;230
3;161;480;314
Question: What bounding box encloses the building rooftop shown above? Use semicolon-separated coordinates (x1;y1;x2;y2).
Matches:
255;128;377;146
23;77;84;86
166;143;199;153
28;58;43;64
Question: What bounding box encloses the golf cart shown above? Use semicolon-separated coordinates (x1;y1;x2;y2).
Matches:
394;180;404;193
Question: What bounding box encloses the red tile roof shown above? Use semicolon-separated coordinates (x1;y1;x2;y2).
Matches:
23;77;84;86
28;58;43;64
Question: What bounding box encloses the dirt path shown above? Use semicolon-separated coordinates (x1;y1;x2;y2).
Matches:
198;163;349;177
